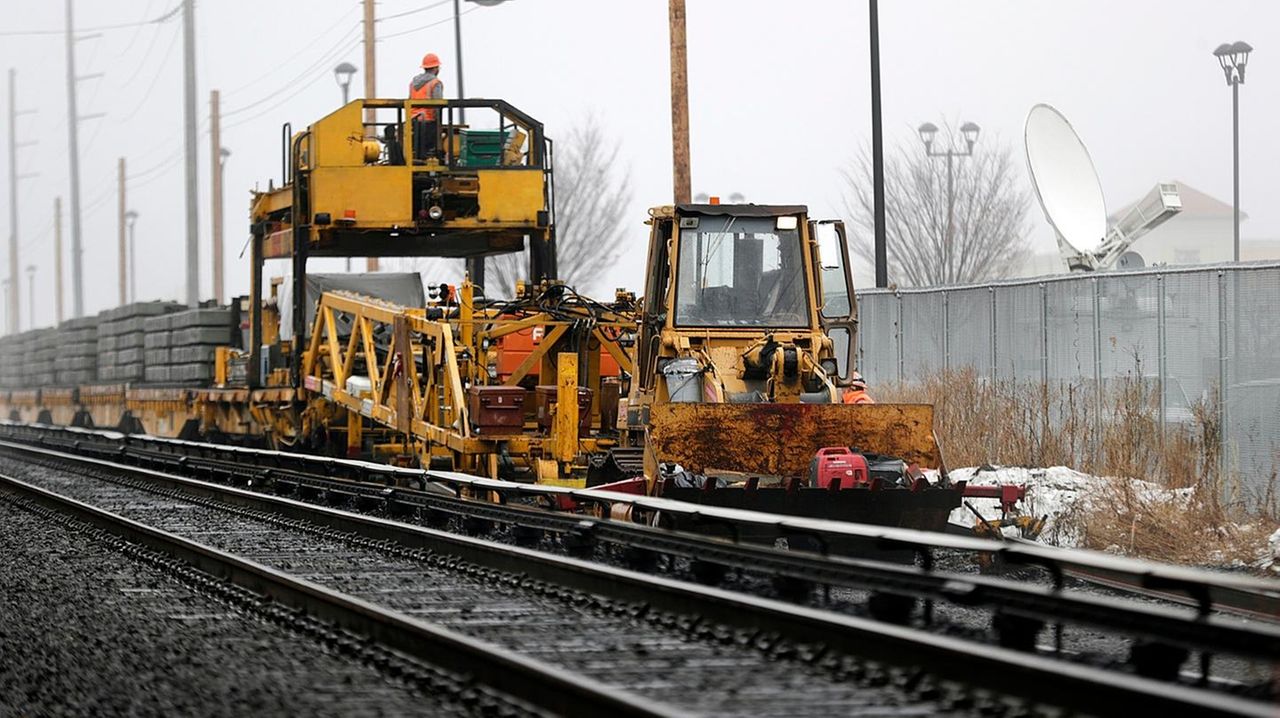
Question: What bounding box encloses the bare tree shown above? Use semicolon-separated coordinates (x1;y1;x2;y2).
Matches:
486;115;632;298
842;127;1031;286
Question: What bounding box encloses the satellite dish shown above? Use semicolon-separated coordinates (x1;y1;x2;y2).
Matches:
1117;251;1145;270
1025;104;1107;257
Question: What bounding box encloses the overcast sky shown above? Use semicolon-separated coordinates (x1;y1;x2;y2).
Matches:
2;0;1276;327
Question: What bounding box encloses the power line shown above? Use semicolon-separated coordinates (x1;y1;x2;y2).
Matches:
0;3;181;37
221;12;360;98
114;23;183;125
223;36;363;130
380;6;477;41
377;0;450;23
222;26;361;117
114;0;161;59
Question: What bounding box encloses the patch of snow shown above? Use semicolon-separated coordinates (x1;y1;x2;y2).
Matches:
948;465;1191;549
1267;529;1280;573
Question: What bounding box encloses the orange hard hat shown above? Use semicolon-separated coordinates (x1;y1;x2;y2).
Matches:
421;53;441;69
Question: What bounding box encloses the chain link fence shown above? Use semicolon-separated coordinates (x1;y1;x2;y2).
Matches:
854;263;1280;492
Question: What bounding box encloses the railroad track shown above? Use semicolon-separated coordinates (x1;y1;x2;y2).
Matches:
0;424;1277;715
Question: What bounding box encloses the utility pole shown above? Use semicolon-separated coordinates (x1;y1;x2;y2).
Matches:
25;265;35;330
363;0;379;272
667;0;691;205
54;198;64;324
182;0;199;306
117;157;127;305
7;69;19;334
869;0;887;288
64;0;86;317
8;69;37;335
210;89;224;304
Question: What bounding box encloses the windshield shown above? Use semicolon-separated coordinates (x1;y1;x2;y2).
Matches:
673;215;809;327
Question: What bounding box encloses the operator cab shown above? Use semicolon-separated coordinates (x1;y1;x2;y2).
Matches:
633;204;858;406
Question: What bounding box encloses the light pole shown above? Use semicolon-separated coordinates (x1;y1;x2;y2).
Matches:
213;147;229;301
454;0;511;288
918;121;980;284
869;0;886;288
1212;41;1252;263
125;210;138;302
334;62;356;105
452;0;511;123
25;265;35;330
333;63;356;272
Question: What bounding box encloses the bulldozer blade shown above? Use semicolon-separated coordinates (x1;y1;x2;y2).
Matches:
649;402;938;477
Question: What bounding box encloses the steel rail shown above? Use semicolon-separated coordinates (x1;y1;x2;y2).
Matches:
18;421;1275;624
0;472;674;718
2;437;1277;664
1005;535;1280;624
0;438;1275;716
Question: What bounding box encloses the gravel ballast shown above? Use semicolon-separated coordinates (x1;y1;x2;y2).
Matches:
0;495;480;717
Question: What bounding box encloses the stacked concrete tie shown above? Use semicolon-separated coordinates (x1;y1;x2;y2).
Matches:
0;331;29;387
53;315;100;386
24;329;58;387
144;307;235;385
97;302;185;383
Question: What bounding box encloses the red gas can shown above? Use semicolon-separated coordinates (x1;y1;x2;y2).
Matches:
809;447;870;489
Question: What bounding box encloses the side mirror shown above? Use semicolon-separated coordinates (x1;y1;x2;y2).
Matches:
814;222;842;270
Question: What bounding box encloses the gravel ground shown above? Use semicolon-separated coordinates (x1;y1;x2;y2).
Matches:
1;457;1014;717
0;494;494;717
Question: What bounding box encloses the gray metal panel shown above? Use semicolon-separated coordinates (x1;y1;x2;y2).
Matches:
278;273;427;342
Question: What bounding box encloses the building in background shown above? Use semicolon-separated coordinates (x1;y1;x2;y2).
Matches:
1109;182;1242;267
1018;182;1280;276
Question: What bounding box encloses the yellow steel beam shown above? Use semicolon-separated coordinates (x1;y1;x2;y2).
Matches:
594;327;635;375
340;320;360;387
554;352;578;463
323;307;346;388
503;324;568;387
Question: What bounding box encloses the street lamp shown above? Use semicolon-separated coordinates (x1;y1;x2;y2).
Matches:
25;265;35;330
333;62;357;105
1212;40;1252;262
125;210;138;302
918;120;981;284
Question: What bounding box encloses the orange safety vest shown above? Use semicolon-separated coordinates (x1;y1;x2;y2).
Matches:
842;388;875;405
410;77;442;121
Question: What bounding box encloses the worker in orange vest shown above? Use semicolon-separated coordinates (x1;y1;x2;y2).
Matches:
410;53;445;159
841;371;875;404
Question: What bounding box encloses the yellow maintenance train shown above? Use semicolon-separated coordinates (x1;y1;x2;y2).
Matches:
0;97;963;529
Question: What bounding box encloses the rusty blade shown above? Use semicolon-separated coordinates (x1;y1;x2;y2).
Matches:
648;402;938;476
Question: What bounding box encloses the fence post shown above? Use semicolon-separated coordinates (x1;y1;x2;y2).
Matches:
896;290;904;383
856;294;865;371
989;286;997;380
1092;277;1103;428
942;290;950;372
1156;273;1166;443
1040;282;1049;383
1217;270;1229;478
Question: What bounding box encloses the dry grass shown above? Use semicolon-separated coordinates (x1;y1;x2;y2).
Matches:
878;367;1279;566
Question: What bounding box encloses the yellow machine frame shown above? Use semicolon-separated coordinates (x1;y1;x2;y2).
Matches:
299;286;635;484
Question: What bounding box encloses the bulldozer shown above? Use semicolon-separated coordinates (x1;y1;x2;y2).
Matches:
611;202;963;532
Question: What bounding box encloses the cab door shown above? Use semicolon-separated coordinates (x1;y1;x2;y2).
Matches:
809;220;858;384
